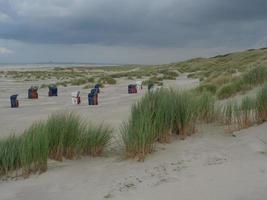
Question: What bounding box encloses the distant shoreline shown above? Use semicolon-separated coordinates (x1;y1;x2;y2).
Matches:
0;63;119;70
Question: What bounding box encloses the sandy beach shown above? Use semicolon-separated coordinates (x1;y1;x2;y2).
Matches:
0;75;198;137
0;74;266;200
0;122;266;200
1;1;267;199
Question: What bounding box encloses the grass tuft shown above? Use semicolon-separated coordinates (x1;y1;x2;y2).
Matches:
46;112;83;161
0;135;21;177
20;123;49;175
79;124;112;156
256;85;267;122
121;89;213;160
0;112;112;178
121;94;156;161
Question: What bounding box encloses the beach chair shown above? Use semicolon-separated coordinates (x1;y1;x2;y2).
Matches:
88;93;93;105
88;93;98;105
48;85;58;96
128;84;137;94
88;89;98;106
71;91;81;104
28;86;38;99
94;84;101;94
10;94;19;108
136;81;143;90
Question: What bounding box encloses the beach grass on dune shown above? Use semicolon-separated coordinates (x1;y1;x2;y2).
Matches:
239;96;256;128
195;92;216;123
196;83;218;95
0;135;21;177
216;66;267;99
46;112;83;161
224;97;256;131
121;89;214;160
152;89;174;143
256;85;267;122
1;84;267;177
45;112;112;160
218;90;267;132
243;66;267;86
221;100;238;131
172;90;198;139
121;84;267;160
0;112;112;178
121;94;156;160
79;124;112;156
20;122;49;175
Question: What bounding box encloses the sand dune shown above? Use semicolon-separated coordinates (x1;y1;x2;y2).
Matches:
0;123;266;200
0;76;266;200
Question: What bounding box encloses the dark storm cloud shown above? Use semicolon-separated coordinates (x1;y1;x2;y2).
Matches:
0;0;267;47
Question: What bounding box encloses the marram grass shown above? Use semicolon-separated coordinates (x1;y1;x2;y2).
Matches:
220;96;257;132
79;124;112;156
256;85;267;122
20;122;49;175
121;89;214;160
151;89;173;143
2;85;267;177
219;85;267;132
121;94;157;161
221;100;238;132
172;90;198;139
196;92;216;123
121;85;267;160
0;112;112;178
0;135;21;177
239;96;256;128
217;66;267;99
46;112;83;161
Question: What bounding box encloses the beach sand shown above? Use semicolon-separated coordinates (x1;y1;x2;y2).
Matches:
0;75;267;200
0;75;198;137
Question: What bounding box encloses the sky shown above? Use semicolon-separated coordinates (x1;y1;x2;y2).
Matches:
0;0;267;64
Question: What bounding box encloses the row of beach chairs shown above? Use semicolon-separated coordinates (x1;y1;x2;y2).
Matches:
10;84;101;108
10;82;148;108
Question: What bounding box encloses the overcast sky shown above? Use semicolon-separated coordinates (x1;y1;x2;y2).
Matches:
0;0;267;64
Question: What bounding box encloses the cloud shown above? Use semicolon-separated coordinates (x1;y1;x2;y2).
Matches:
0;0;266;63
0;39;244;64
0;12;10;23
0;0;266;48
0;47;13;54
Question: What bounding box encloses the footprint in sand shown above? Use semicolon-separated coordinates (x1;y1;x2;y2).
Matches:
205;156;227;166
170;160;188;172
106;161;188;198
